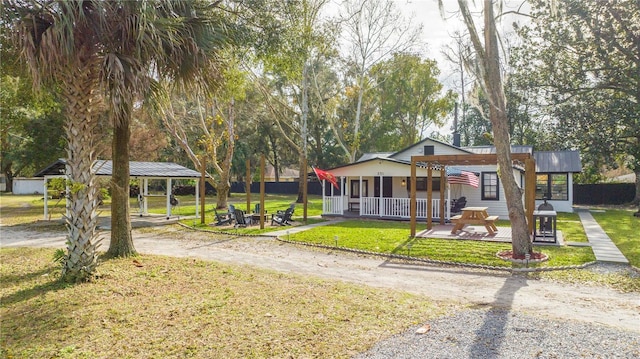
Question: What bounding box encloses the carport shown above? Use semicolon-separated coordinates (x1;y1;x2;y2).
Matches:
35;159;204;220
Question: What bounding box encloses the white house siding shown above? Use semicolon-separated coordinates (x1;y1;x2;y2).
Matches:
13;178;45;194
448;165;526;218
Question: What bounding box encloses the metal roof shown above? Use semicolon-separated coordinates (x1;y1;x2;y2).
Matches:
463;145;534;154
356;152;394;162
533;151;582;173
35;159;202;178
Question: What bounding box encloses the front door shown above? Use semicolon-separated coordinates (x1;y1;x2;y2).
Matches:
374;177;393;197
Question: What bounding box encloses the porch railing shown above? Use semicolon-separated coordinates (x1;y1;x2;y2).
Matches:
332;197;445;219
323;196;343;215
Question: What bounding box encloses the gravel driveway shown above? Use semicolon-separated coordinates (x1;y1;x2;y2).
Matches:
2;225;639;358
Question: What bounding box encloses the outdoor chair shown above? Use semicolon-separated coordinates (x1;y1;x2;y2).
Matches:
450;196;467;214
271;207;294;226
213;209;231;226
276;203;295;216
228;204;236;223
234;209;249;228
253;203;266;215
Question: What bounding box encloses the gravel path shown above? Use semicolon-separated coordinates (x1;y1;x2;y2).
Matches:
2;225;639;358
356;308;640;359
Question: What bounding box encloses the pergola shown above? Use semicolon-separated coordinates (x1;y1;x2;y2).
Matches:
35;159;204;220
409;153;536;237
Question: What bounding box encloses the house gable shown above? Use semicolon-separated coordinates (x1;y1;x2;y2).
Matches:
389;138;471;162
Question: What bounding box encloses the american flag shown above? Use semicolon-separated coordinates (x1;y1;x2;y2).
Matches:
446;167;479;188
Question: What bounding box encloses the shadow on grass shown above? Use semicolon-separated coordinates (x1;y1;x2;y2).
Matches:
0;274;71;307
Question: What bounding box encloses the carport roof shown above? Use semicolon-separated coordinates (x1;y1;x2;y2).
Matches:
35;159;202;178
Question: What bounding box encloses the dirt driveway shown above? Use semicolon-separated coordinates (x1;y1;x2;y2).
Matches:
2;225;639;333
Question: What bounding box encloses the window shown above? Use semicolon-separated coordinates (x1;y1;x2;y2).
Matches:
536;173;568;200
350;180;368;198
406;177;441;191
481;172;499;200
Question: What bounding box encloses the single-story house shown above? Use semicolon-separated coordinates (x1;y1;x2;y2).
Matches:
318;137;582;220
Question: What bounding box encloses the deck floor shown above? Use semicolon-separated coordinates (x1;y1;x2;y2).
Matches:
416;224;564;246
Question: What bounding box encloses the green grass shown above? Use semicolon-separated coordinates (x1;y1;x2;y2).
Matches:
556;212;588;242
1;247;451;358
173;194;326;234
591;209;640;267
288;219;596;268
0;192;324;234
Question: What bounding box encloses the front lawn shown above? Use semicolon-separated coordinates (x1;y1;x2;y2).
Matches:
287;219;595;268
591;209;640;267
0;247;448;358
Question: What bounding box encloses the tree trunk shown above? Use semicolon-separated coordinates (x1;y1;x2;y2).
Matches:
60;69;101;281
481;0;531;257
107;116;136;257
215;177;230;209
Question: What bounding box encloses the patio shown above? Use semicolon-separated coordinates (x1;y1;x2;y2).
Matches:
415;223;565;246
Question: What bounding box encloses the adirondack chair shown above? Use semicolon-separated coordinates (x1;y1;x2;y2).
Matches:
228;204;236;222
271;207;294;226
213;209;231;226
234;209;249;228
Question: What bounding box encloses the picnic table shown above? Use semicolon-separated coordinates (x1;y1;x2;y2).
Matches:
450;207;499;235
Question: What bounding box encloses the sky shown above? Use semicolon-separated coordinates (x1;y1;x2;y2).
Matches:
324;0;531;137
397;0;530;85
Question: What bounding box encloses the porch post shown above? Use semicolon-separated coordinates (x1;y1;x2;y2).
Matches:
447;175;451;220
321;179;326;214
341;176;345;212
359;176;363;215
410;158;417;237
440;167;446;224
427;166;433;229
379;174;383;217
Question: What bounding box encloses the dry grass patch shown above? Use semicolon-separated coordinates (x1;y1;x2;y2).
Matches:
1;247;452;358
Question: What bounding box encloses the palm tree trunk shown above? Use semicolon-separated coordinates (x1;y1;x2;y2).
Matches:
60;69;101;281
108;115;136;257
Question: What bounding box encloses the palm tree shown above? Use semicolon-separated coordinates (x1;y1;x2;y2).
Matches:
98;1;228;257
7;0;230;280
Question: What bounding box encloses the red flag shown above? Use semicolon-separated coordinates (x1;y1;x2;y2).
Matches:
313;167;339;189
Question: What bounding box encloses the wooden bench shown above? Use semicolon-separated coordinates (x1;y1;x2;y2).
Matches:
484;215;499;223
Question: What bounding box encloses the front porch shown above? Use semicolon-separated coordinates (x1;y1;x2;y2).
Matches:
323;196;451;220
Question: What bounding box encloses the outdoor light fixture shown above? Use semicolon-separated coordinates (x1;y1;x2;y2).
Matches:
401;179;406;186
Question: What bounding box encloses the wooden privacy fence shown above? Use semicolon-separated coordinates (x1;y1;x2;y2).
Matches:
573;183;636;205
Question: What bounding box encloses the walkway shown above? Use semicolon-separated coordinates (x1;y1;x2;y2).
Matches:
578;210;629;264
267;218;345;237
